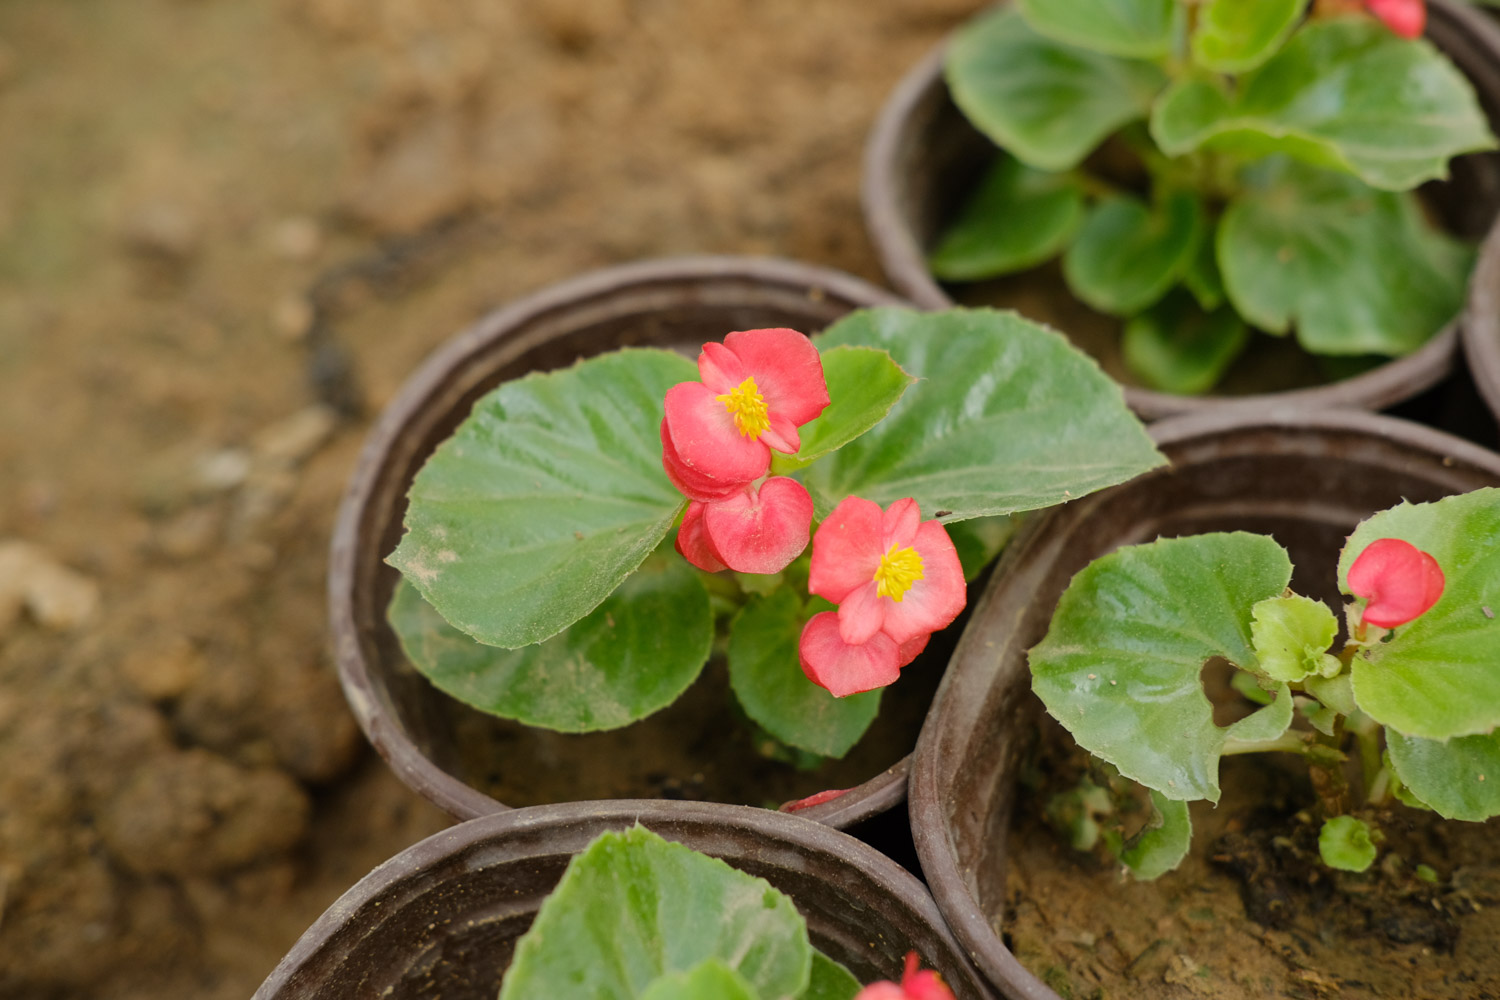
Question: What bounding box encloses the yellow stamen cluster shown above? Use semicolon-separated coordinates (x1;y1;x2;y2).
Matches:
716;376;771;439
874;544;924;602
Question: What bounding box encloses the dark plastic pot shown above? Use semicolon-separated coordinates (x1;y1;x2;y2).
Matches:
330;256;925;828
907;409;1500;999
1464;218;1500;438
862;0;1500;420
252;799;993;999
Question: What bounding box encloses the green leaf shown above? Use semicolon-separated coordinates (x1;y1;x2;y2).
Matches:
728;588;880;758
1151;19;1496;191
1182;228;1226;312
388;553;712;732
1249;593;1341;683
946;515;1019;581
390;348;695;648
929;154;1085;281
1218;158;1473;356
1387;730;1500;822
799;954;861;1000
807;308;1165;522
1338;488;1500;740
1017;0;1179;58
640;961;760;1000
946;7;1168;172
500;827;812;1000
1029;533;1296;802
1191;0;1306;74
772;347;914;474
1318;815;1377;872
1304;672;1356;716
1062;192;1203;316
1118;789;1192;880
1122;292;1249;395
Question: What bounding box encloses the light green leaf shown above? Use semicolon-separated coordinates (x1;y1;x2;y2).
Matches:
946;515;1019;581
1304;672;1356;716
1387;730;1500;822
807;308;1165;522
799;954;861;1000
946;7;1168;171
1318;815;1377;872
1339;488;1500;740
1249;593;1341;683
728;588;880;758
1191;0;1307;74
1063;192;1203;316
772;347;914;474
1029;533;1295;802
390;348;695;648
1122;292;1249;395
1182;229;1226;312
640;961;760;1000
500;827;811;1000
929;154;1085;281
388;553;711;732
1151;19;1496;191
1118;789;1192;880
1218;158;1472;356
1018;0;1179;58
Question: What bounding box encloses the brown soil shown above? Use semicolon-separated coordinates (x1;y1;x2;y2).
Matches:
0;0;981;996
1001;720;1500;999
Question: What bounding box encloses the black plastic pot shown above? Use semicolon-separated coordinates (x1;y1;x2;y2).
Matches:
862;0;1500;420
330;255;935;829
252;800;993;999
1464;215;1500;439
907;409;1500;998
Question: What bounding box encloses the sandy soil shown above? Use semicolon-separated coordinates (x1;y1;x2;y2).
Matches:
0;0;981;995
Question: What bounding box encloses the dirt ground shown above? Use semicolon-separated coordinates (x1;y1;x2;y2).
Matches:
0;0;983;996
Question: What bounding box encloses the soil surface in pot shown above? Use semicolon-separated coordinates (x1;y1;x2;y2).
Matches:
1000;716;1500;999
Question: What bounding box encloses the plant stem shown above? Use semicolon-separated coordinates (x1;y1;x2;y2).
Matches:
1222;731;1310;756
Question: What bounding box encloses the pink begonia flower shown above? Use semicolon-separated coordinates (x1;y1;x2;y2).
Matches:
674;477;814;576
853;953;956;1000
1348;537;1444;629
799;497;964;697
661;328;829;493
1366;0;1424;38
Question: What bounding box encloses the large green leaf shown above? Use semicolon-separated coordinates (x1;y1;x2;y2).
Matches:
1029;533;1296;802
806;308;1165;522
772;347;914;474
928;154;1085;281
1338;489;1500;740
1017;0;1179;59
1122;292;1248;395
387;552;712;732
1151;19;1496;191
946;7;1168;171
1062;192;1203;316
390;348;695;648
500;827;812;1000
1387;729;1500;822
800;954;861;1000
1218;158;1472;356
640;962;759;1000
1191;0;1306;74
728;588;880;758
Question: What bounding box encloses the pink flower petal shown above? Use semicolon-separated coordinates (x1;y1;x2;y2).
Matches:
660;420;750;502
808;495;886;603
852;984;909;1000
798;611;902;697
880;521;966;645
675;502;727;573
778;787;851;812
881;497;922;549
723;327;830;428
897;632;929;668
838;580;885;645
702;476;813;575
697;341;747;394
760;412;801;455
900;953;956;1000
1366;0;1425;38
1348;537;1444;629
664;381;769;484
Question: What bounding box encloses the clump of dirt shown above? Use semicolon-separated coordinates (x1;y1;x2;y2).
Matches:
1000;723;1500;999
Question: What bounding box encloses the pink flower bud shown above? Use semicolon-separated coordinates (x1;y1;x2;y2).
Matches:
1366;0;1425;38
1347;537;1444;629
853;953;956;1000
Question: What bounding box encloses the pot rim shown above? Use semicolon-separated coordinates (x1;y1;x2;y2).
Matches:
1464;213;1500;432
908;406;1500;999
328;254;915;827
861;0;1500;421
254;797;991;1000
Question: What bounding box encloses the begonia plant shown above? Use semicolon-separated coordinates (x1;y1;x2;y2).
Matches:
385;307;1162;765
1028;487;1500;877
495;825;955;1000
932;0;1497;394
